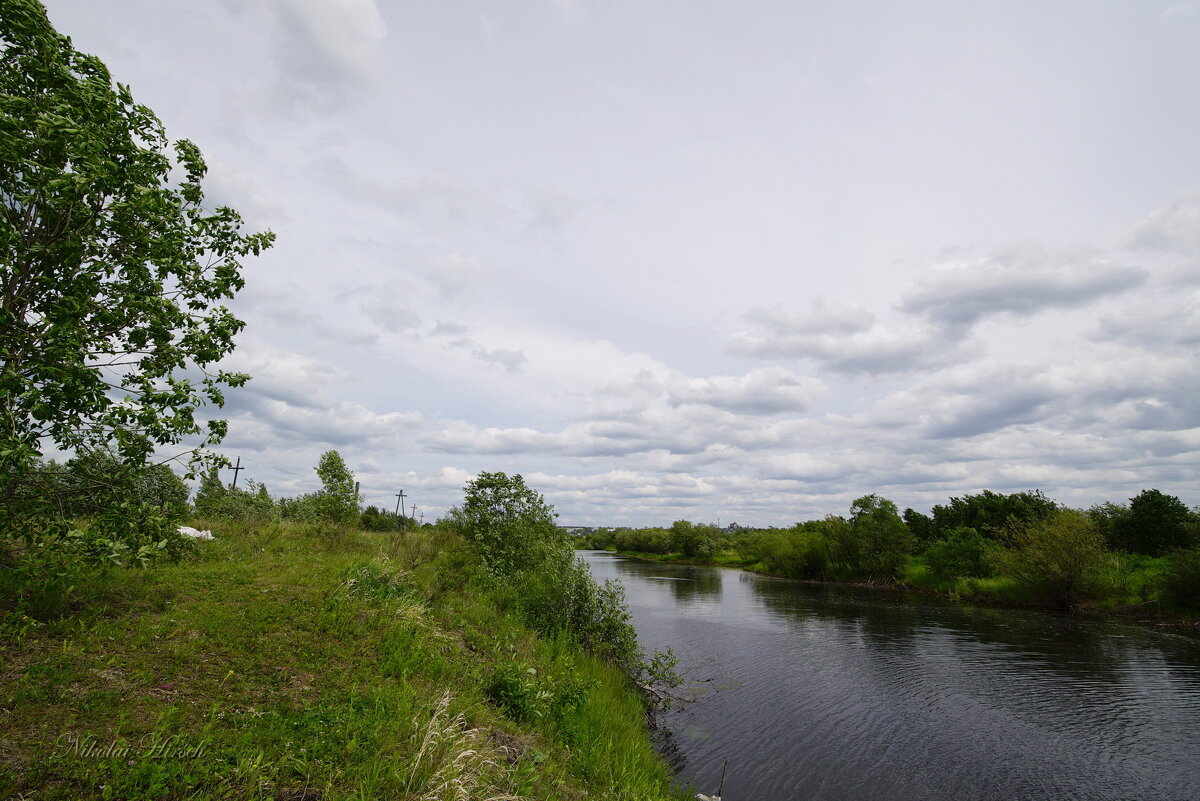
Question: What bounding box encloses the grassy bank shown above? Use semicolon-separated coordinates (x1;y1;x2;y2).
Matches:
1;523;687;800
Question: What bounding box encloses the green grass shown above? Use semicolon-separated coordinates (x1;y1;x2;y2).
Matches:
0;522;688;800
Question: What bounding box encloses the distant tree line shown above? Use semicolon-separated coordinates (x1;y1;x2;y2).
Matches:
578;489;1200;613
10;448;417;548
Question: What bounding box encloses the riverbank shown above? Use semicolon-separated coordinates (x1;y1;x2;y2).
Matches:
0;523;687;800
591;547;1200;639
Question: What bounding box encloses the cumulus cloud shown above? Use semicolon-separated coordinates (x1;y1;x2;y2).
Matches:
216;343;424;450
471;346;528;372
1125;194;1200;254
1092;297;1200;350
666;368;827;415
728;301;977;375
899;251;1147;328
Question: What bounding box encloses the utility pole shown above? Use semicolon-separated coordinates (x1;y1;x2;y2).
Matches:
411;505;418;523
230;456;245;489
394;489;407;517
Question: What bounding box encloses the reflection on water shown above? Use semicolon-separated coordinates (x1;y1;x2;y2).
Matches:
582;551;1200;801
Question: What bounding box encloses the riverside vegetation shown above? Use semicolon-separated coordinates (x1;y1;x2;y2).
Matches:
575;489;1200;623
1;462;689;800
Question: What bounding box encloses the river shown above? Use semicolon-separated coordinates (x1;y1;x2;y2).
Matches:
579;551;1200;801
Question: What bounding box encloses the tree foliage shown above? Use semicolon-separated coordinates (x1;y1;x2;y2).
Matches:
929;490;1058;541
277;451;359;524
0;1;273;542
992;508;1107;609
925;526;994;580
1159;546;1200;611
447;472;643;670
669;520;718;560
846;494;914;578
449;471;565;576
192;465;277;522
1113;489;1198;556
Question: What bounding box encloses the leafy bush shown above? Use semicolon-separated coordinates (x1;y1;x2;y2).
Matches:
925;527;995;581
448;472;645;674
447;472;566;576
486;660;591;726
669;520;718;559
1159;547;1200;611
929;489;1057;541
360;505;409;532
193;467;278;521
614;527;672;554
991;508;1107;609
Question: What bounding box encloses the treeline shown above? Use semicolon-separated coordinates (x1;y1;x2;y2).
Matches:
7;448;416;549
577;489;1200;613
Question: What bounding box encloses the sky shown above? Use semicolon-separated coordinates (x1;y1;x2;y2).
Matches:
38;0;1200;526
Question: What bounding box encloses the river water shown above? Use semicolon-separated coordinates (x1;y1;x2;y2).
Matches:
579;551;1200;801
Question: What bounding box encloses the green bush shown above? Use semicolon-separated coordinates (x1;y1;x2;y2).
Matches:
669;520;718;559
925;527;995;581
991;508;1107;609
1159;547;1200;611
360;505;409;531
194;469;278;521
447;472;647;675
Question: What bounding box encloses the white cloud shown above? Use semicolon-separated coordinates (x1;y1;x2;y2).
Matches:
728;302;978;375
666;368;827;415
39;0;1200;525
899;250;1148;328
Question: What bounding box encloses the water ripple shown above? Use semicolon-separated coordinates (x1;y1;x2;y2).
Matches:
581;552;1200;801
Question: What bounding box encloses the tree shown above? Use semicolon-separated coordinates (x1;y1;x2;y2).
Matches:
1114;489;1198;556
902;507;936;548
0;1;273;542
847;494;914;578
669;519;718;560
992;509;1107;609
925;526;994;580
929;490;1057;541
448;472;565;575
313;450;358;523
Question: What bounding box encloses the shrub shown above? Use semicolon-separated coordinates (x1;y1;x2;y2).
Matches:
669;520;718;559
360;505;408;532
1159;547;1200;611
447;472;565;576
991;508;1107;609
447;472;644;673
194;469;278;521
925;527;995;581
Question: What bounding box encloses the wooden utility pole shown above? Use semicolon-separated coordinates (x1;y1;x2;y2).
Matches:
230;456;245;489
394;489;407;517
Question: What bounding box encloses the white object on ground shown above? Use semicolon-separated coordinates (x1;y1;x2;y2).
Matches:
177;526;215;540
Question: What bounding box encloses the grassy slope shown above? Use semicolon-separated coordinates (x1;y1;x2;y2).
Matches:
1;524;687;800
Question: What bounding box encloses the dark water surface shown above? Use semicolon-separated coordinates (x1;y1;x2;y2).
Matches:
579;551;1200;801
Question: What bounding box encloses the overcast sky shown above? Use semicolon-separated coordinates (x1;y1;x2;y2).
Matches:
41;0;1200;525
